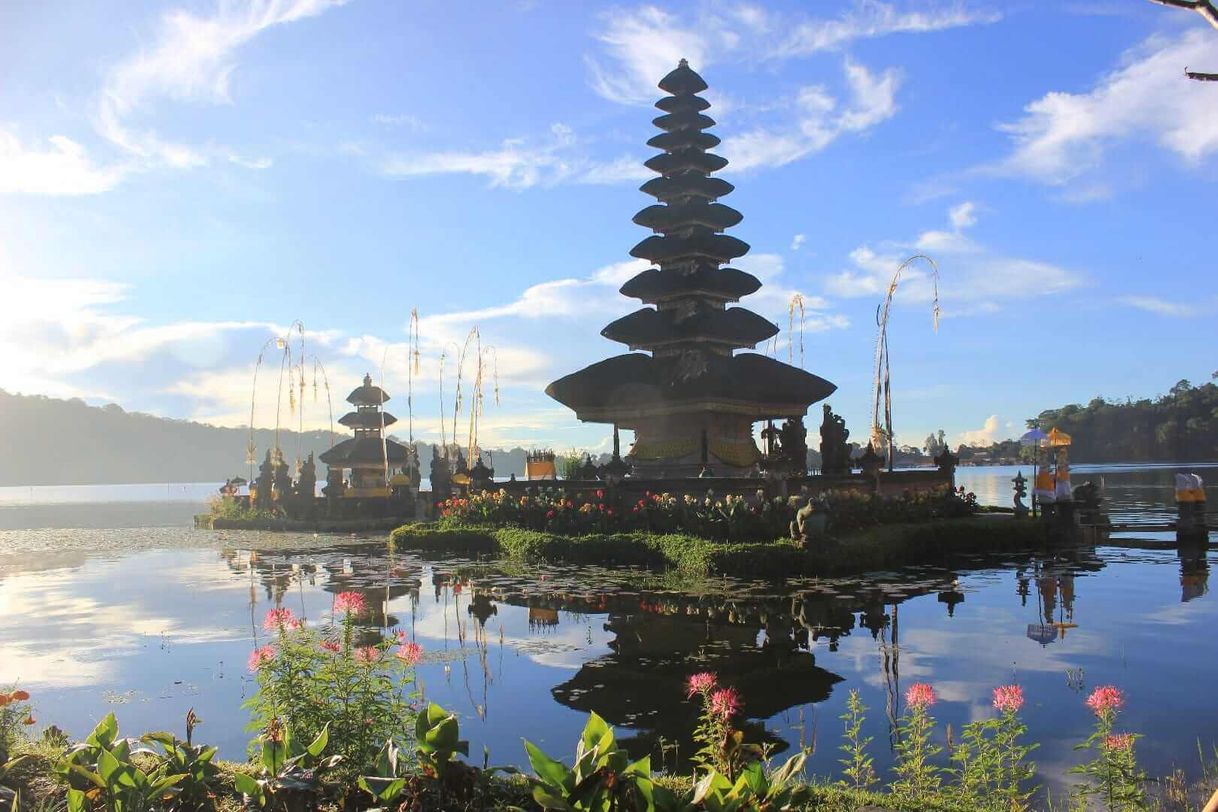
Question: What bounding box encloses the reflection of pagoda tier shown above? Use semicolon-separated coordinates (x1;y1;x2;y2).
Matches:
545;60;836;473
551;613;843;763
603;308;777;351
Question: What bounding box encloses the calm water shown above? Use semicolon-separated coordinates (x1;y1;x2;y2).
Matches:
0;465;1215;797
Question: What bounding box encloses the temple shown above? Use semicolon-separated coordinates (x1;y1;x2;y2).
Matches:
546;60;836;474
319;373;412;497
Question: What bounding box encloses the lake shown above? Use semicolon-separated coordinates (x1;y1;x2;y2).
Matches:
0;464;1214;798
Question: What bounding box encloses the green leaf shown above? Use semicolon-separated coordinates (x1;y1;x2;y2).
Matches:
140;732;175;748
305;725;329;759
578;713;611;757
531;786;574;811
623;755;651;779
524;740;569;788
87;714;118;748
358;776;405;803
66;788;87;812
232;773;263;805
66;765;106;791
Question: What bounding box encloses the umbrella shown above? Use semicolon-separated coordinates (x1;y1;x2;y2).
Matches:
1020;428;1047;446
1047;427;1072;447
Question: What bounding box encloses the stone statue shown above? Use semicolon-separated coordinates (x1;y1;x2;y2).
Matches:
780;417;808;475
271;448;292;502
406;445;422;490
819;405;850;475
470;454;495;492
1012;471;1029;518
576;453;599;480
453;448;468;477
789;493;825;545
430;446;453;502
254;450;274;511
296;453;317;499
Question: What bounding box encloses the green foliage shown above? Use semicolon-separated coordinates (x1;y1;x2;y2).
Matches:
205;496;276;523
413;704;469;781
243;607;418;781
524;712;657;811
1028;379;1218;462
891;702;942;802
139;711;221;812
1070;708;1148;811
949;709;1037;810
54;714;188;812
837;689;877;793
231;724;339;812
690;753;811;812
354;740;406;807
0;689;35;763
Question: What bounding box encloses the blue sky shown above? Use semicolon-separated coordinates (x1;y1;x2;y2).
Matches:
1;0;1216;453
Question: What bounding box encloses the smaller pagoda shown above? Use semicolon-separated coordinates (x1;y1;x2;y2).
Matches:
320;373;410;496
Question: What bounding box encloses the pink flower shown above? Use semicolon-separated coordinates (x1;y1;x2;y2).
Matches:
905;682;937;710
334;591;367;616
686;672;718;698
396;641;423;665
248;645;276;672
262;608;297;631
1104;733;1135;752
709;687;741;720
992;684;1025;714
320;639;341;653
353;645;381;664
1086;685;1124;716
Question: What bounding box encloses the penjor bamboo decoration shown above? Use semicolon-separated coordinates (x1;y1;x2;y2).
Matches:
788;294;806;369
871;255;940;471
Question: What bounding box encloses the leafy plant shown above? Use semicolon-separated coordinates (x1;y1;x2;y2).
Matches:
0;689;36;764
837;689;877;793
414;703;468;781
231;723;340;812
355;740;407;808
690;751;811;812
55;713;187;812
891;683;942;802
524;712;655;811
1069;686;1147;811
140;710;220;812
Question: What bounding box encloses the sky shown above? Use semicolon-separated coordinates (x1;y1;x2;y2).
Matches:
1;0;1216;455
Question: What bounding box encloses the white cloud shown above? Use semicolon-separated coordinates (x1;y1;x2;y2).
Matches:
585;2;998;105
995;29;1218;184
726;61;901;172
791;234;807;251
1117;295;1202;317
0;129;126;196
96;0;348;169
826;201;1082;310
957;414;1008;446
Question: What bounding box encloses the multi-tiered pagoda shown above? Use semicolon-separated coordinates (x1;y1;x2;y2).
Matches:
546;60;836;475
320;373;410;495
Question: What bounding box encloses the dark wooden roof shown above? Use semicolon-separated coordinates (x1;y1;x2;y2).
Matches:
658;59;709;95
319;436;409;466
652;111;715;133
545;352;837;423
633;201;742;233
346;373;391;405
602;307;778;350
619;266;760;303
646;130;720;152
640;174;733;203
338;410;398;429
644;150;728;176
630;231;749;265
655;94;710;114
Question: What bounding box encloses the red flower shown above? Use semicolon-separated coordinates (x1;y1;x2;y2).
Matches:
686;672;717;697
334;591;367;616
262;607;297;631
1086;685;1124;716
320;639;341;653
992;684;1024;714
709;687;741;720
606;508;614;517
353;645;381;664
546;510;556;519
596;490;605;499
396;641;424;665
905;682;936;710
248;645;277;672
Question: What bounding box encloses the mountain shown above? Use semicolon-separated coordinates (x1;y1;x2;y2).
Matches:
0;390;540;486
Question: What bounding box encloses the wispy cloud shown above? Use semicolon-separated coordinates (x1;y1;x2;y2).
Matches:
826;201;1082;310
585;1;998;106
725;60;901;172
1117;295;1202;317
993;29;1218;185
0;129;126;196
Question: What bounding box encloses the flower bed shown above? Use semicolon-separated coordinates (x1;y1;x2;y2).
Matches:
433;485;979;542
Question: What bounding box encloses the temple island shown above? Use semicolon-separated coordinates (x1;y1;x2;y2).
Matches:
202;60;971;537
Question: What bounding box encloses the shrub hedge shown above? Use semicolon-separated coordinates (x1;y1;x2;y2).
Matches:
389;517;1047;578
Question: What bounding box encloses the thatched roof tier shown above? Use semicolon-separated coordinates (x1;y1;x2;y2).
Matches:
643;149;728;176
619;266;760;304
546;352;836;425
630;231;749;264
319;436;409;467
646;129;721;152
639;174;734;203
651;110;715;133
338;410;398;429
632;201;741;233
658;59;709;94
654;93;710;114
601;307;777;351
346;373;390;406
